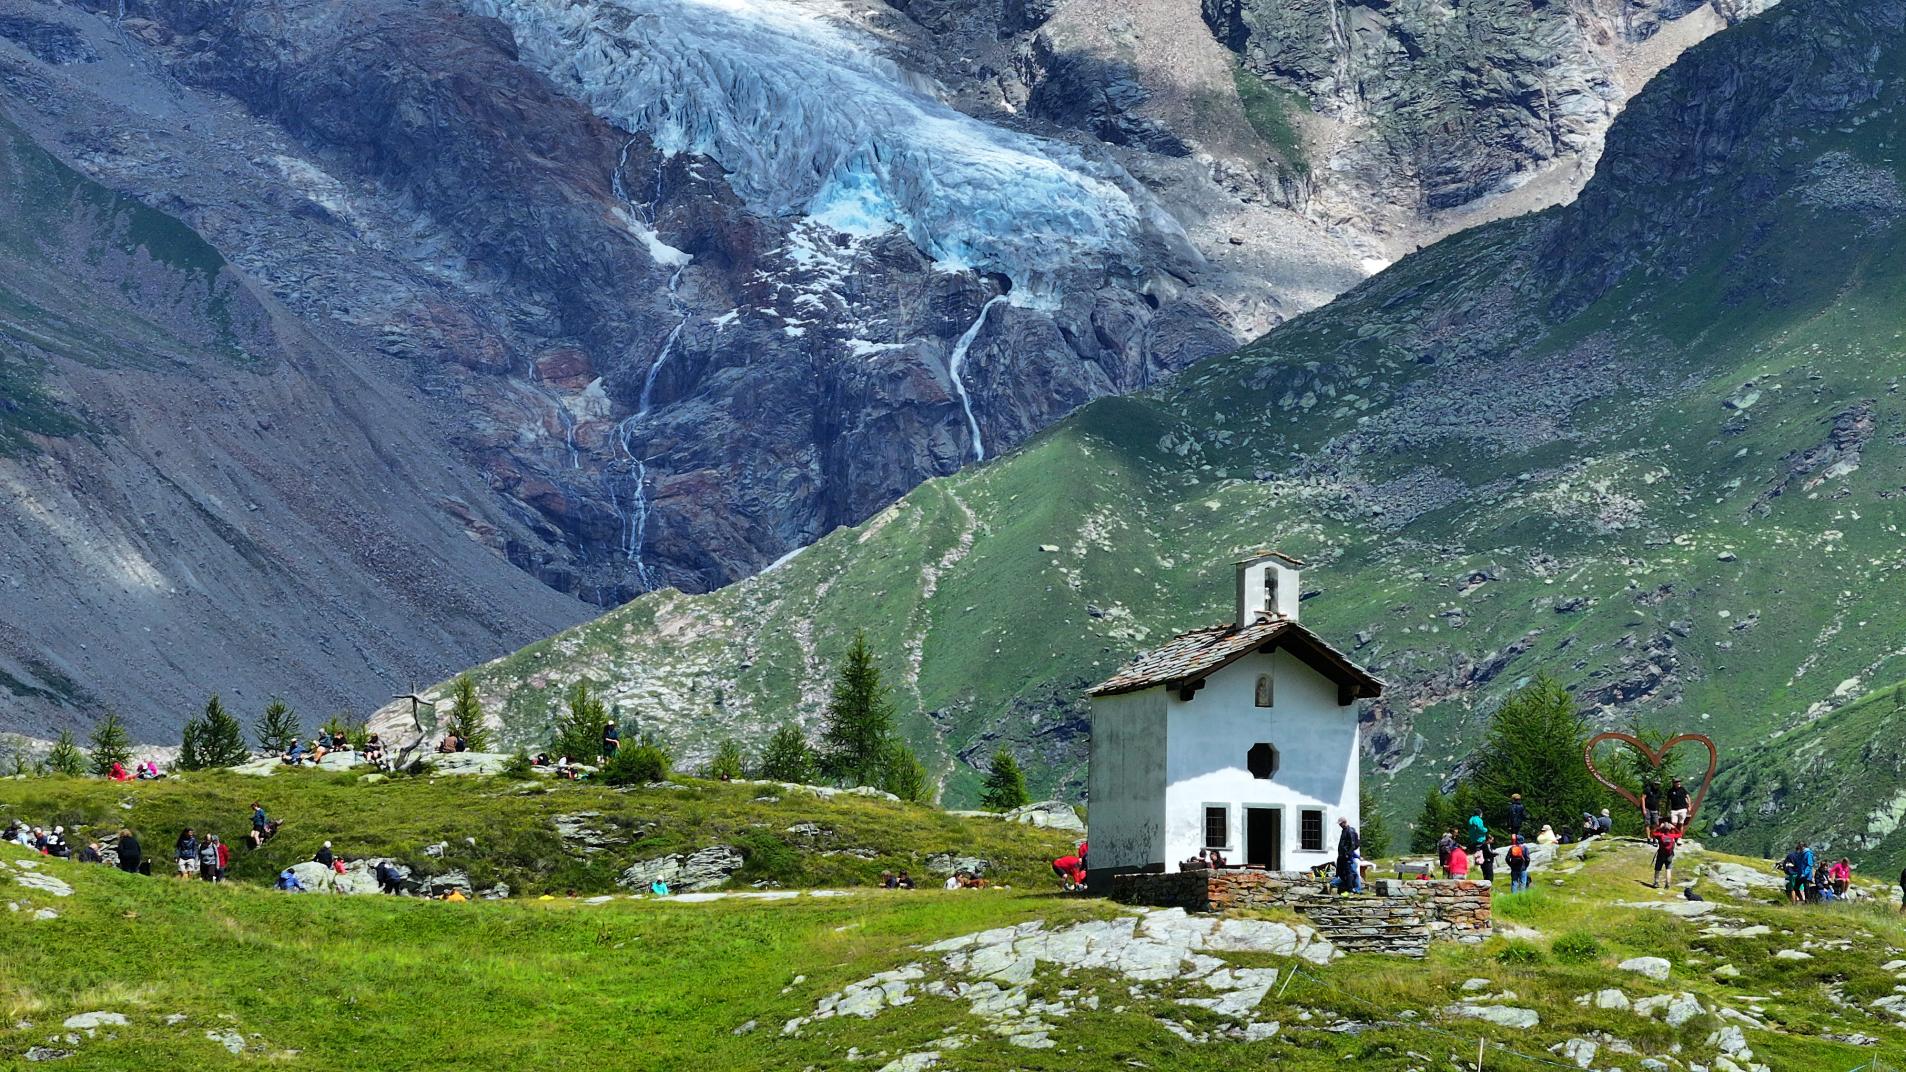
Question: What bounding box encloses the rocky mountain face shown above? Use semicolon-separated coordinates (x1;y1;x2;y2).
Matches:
406;0;1906;847
1;0;1761;738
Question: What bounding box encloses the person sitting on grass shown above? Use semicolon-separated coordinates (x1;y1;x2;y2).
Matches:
78;841;103;863
45;827;71;859
437;733;462;755
108;762;131;782
1650;822;1682;889
138;760;163;779
363;734;388;769
648;880;668;897
895;871;916;890
277;868;305;892
1536;824;1558;846
1830;858;1852;898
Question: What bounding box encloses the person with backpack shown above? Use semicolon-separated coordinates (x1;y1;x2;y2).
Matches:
1650;822;1682;889
1436;829;1458;877
1505;835;1532;893
601;719;621;763
1506;794;1527;838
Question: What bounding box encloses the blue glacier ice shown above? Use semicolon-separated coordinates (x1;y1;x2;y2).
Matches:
464;0;1170;299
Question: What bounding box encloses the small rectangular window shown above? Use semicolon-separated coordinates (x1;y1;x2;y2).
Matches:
1299;809;1324;853
1204;805;1229;849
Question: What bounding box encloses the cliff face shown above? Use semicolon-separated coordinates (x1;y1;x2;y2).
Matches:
0;0;1770;738
403;0;1906;822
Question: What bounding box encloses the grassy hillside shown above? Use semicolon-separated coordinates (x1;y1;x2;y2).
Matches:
0;771;1078;894
1711;677;1906;865
405;0;1906;856
3;836;1903;1069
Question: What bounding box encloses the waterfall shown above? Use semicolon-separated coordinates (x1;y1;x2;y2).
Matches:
604;142;693;591
946;295;1007;464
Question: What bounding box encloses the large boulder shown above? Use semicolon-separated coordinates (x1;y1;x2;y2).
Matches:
316;751;369;771
420;752;514;776
229;756;282;777
926;853;990;876
1001;800;1085;834
285;857;411;895
617;846;743;892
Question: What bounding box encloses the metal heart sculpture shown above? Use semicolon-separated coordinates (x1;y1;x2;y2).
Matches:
1582;731;1719;821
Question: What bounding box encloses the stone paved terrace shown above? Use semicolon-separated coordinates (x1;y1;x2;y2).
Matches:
1108;869;1491;957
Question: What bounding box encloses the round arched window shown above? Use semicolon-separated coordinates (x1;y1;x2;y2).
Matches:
1247;742;1278;780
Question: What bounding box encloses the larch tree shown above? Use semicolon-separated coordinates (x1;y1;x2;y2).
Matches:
817;630;896;788
254;697;301;757
979;747;1030;811
45;729;87;776
756;724;815;784
87;710;134;776
446;675;491;752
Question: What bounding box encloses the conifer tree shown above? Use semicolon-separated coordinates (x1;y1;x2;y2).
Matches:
1410;786;1457;853
979;747;1030;811
445;675;491;752
756;724;815;784
707;738;746;780
879;741;933;804
45;729;86;776
552;681;607;763
818;631;896;787
87;710;134;776
254;697;301;757
1357;784;1390;858
1466;674;1606;833
182;694;250;769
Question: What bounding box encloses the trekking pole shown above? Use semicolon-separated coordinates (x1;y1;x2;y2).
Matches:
1475;1036;1484;1070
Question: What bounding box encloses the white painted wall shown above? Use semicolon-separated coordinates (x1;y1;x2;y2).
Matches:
1160;648;1359;872
1085;687;1168;874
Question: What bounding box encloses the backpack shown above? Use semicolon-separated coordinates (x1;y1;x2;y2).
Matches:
1507;844;1526;864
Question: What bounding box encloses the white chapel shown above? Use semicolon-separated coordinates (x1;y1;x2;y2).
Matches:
1085;551;1383;884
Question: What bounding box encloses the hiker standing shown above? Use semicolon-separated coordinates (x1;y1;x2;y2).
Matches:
198;835;223;883
1465;808;1488;852
1651;823;1681;889
1478;833;1497;885
1782;843;1811;903
1668;778;1691;827
1436;829;1458;877
116;828;142;875
1505;835;1531;893
1642;780;1663;830
1506;794;1527;838
1335;817;1361;895
601;719;621;764
176;828;199;879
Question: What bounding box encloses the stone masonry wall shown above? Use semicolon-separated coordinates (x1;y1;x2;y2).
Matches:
1108;870;1491;955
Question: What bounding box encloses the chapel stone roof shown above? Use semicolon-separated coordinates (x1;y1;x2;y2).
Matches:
1086;617;1383;701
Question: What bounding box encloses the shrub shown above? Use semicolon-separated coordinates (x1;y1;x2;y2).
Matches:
1494;939;1545;966
500;750;535;780
1552;930;1603;963
706;738;746;781
732;830;802;886
602;741;669;785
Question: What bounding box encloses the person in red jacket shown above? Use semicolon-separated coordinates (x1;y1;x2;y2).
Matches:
108;762;131;782
1051;853;1085;891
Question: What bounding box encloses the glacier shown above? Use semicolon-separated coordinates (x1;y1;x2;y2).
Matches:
463;0;1166;299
